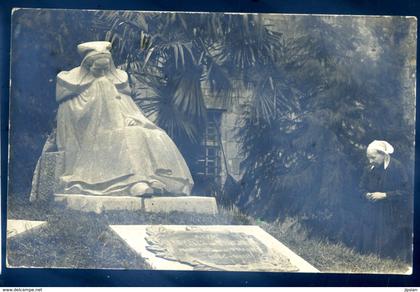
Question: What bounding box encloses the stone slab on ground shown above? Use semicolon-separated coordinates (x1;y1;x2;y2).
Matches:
109;224;319;272
7;219;47;238
54;194;218;215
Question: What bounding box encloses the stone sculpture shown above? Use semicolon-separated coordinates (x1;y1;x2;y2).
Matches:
30;41;194;202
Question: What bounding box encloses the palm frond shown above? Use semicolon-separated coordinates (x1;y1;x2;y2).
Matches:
215;14;283;71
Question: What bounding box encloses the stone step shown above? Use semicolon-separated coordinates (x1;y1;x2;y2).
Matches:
54;194;218;215
7;219;47;238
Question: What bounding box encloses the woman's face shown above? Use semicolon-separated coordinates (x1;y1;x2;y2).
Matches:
90;57;111;77
366;149;385;167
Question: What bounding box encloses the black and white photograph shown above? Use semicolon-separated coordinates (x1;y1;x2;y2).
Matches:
6;8;416;274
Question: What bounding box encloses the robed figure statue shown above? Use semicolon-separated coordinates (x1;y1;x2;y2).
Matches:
30;41;193;201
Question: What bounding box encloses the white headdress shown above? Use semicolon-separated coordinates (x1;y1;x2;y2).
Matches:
56;41;129;102
367;140;394;169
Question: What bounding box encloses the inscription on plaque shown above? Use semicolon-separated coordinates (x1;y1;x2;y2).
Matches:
145;226;299;272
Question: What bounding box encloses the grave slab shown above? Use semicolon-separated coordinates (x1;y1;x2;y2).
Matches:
110;224;319;272
7;220;47;238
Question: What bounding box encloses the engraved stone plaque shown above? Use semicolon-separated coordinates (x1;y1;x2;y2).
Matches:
110;225;319;272
145;226;299;271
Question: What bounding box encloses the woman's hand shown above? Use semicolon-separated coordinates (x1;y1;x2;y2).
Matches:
126;117;141;127
366;192;387;201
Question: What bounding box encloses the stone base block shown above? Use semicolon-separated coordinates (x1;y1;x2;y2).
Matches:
54;194;143;214
54;194;218;215
143;196;218;215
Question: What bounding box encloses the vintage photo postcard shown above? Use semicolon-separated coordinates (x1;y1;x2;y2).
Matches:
6;8;416;274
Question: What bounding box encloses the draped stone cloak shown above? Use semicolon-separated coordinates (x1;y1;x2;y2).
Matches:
30;57;193;200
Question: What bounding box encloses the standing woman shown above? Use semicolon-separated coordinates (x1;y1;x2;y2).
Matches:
360;140;411;262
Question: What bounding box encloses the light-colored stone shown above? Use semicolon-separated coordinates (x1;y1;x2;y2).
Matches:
110;224;319;272
31;151;65;201
7;220;47;238
54;194;218;215
54;194;143;214
143;196;218;215
31;41;194;202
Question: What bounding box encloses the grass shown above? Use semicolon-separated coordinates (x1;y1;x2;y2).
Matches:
251;216;410;274
7;213;151;269
6;197;411;273
6;200;253;269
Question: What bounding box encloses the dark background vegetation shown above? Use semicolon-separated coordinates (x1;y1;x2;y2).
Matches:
1;0;419;287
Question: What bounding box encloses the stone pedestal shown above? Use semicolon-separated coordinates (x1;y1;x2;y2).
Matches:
143;196;218;215
54;194;218;215
54;194;142;213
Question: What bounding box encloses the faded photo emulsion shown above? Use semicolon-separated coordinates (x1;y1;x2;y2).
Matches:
7;9;416;274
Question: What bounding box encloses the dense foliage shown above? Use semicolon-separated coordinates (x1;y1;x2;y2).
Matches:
236;16;415;241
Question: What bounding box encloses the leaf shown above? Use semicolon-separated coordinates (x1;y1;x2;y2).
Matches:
179;43;185;66
140;30;144;49
184;43;195;63
269;76;274;91
143;47;155;68
173;43;179;69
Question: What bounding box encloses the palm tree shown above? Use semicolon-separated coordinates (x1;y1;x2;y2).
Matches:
96;11;284;196
97;12;283;139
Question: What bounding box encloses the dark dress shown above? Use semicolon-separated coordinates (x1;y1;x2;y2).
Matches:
359;157;412;261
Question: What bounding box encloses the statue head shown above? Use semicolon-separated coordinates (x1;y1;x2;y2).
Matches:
56;41;129;102
77;41;111;55
89;56;111;78
78;41;113;77
66;41;127;85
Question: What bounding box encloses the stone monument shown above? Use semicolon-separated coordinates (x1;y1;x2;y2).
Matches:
29;41;217;214
25;41;317;273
